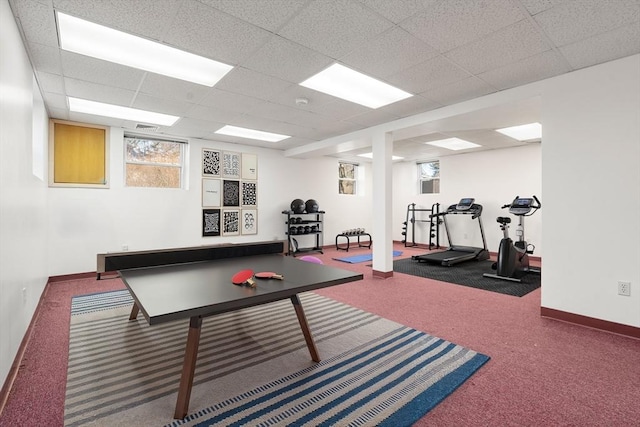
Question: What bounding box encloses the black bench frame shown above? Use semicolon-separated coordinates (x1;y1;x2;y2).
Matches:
335;233;372;252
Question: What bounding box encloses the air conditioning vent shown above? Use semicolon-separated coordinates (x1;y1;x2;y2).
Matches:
135;124;159;132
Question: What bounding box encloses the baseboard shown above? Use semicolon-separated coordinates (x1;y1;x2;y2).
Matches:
48;271;96;282
0;281;51;416
541;307;640;340
372;270;393;279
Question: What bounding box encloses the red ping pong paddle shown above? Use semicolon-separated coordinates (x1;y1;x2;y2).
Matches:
232;269;256;288
255;271;284;280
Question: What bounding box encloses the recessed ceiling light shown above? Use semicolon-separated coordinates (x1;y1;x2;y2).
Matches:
68;97;180;126
57;12;233;87
300;63;412;109
496;122;542;141
215;125;290;142
426;137;481;151
358;153;404;161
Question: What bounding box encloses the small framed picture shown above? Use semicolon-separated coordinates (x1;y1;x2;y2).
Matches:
242;181;257;206
202;148;221;177
241;209;258;235
202;209;221;237
202;178;221;207
222;151;241;178
241;153;257;180
223;180;240;206
222;209;240;236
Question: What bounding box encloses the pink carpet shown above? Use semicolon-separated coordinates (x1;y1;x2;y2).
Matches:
1;244;639;426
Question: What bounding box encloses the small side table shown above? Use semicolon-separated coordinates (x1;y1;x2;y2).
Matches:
335;233;372;251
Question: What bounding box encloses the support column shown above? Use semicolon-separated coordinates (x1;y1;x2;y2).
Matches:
371;132;394;278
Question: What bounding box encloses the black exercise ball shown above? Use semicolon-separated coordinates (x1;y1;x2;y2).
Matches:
290;199;305;214
305;199;319;213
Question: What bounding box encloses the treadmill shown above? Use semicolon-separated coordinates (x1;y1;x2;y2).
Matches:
411;198;490;266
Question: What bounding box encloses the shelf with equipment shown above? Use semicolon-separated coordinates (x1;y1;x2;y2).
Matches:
283;210;325;256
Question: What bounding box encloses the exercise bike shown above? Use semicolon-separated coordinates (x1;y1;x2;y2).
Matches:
483;195;541;282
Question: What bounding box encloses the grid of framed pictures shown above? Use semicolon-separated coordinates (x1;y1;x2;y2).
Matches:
202;149;258;236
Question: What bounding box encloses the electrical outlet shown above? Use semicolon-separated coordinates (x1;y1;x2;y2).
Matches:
618;281;631;296
122;244;129;251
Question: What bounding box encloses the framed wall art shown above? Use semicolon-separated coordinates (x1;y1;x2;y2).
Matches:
202;178;221;207
242;181;257;206
242;209;258;235
202;148;221;177
222;209;240;236
223;180;240;206
202;209;221;237
241;153;257;180
222;151;241;178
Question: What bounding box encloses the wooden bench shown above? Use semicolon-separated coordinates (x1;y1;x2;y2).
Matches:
97;241;284;279
335;233;372;252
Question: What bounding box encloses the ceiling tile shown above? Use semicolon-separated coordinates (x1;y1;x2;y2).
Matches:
358;0;438;24
61;51;145;91
42;91;67;110
376;94;442;119
387;55;471;94
215;67;294;102
47;107;69;121
11;0;58;47
401;0;526;52
559;22;640;70
138;74;210;105
52;0;181;41
277;0;394;58
344;108;401;127
445;19;552;74
341;27;440;79
36;71;64;94
518;0;556;15
27;42;62;75
67;111;124;128
132;93;193;117
478;50;570;90
422;76;496;105
198;0;307;32
64;77;136;106
534;0;640;46
169;117;225;136
239;35;334;83
182;104;242;124
163;1;271;65
198;89;264;114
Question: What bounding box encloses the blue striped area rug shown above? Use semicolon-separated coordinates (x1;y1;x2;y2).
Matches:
65;290;489;427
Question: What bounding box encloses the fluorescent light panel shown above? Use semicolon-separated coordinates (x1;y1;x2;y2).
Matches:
68;97;180;126
496;122;542;141
300;63;412;109
358;152;404;161
57;12;233;87
215;125;289;142
426;137;481;151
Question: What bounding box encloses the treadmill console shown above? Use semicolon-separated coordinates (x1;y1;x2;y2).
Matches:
456;198;475;211
509;198;533;215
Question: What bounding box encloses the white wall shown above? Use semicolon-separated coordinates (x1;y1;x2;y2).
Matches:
541;55;640;327
0;0;49;388
47;130;374;275
392;144;542;255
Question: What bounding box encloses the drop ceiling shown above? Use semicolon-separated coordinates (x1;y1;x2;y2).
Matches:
8;0;640;160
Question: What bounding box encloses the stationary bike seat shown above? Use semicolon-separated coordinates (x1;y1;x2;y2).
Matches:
496;216;511;224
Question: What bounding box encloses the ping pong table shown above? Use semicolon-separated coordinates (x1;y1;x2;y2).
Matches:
119;249;363;419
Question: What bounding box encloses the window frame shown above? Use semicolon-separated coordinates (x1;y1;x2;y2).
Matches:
418;160;440;194
338;161;358;195
123;134;187;189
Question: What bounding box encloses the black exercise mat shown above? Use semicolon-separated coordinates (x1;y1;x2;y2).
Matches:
393;258;540;297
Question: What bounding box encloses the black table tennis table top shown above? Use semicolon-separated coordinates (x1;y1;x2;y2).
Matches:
119;253;363;325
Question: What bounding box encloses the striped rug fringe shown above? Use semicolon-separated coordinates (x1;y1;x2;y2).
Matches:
65;290;489;426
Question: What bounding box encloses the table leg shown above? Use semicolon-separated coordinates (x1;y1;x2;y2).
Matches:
290;295;320;362
174;316;203;419
129;302;140;320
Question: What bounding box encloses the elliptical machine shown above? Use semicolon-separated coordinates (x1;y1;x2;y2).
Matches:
483;195;541;282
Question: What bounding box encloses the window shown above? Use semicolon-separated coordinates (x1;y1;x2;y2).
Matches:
338;162;358;195
418;161;440;194
124;136;185;188
49;120;109;188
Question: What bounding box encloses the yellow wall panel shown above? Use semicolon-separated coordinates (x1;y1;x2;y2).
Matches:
53;123;106;185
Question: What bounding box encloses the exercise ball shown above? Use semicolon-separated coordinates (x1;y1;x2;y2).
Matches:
290;199;305;214
305;199;319;213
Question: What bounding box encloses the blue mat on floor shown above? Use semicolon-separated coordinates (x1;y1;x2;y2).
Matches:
334;251;402;264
